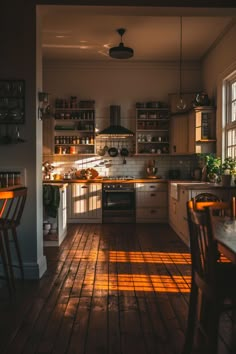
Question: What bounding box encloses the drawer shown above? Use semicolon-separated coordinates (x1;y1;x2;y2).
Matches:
136;191;167;207
136;207;168;220
135;182;167;192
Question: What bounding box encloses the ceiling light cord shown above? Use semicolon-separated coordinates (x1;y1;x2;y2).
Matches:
177;16;186;110
179;16;183;96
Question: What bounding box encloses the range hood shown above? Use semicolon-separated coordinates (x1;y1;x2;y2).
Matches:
98;105;134;138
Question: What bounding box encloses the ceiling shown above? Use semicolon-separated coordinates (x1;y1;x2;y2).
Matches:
40;6;236;63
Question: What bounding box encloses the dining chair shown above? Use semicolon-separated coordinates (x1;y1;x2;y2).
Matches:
193;192;221;203
0;187;27;294
182;200;236;354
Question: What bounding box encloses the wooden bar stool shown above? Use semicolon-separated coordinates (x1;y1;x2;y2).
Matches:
0;187;27;294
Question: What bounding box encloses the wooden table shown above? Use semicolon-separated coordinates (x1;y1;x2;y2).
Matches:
214;218;236;264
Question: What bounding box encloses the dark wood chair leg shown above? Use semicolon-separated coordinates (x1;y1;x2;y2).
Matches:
3;229;16;290
11;227;24;280
206;301;221;354
0;232;13;295
182;281;198;354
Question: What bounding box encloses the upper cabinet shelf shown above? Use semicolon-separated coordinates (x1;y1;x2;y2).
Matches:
53;98;96;156
135;107;170;155
189;106;216;154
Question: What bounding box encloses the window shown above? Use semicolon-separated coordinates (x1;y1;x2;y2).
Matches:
224;74;236;158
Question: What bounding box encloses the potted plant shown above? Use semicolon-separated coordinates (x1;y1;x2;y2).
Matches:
198;153;221;182
220;157;236;186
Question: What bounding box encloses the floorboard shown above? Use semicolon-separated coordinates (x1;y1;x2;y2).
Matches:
0;223;233;354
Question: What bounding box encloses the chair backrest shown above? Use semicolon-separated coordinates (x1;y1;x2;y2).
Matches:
192;193;221;212
186;200;222;294
232;196;236;218
193;192;221;203
0;187;27;227
192;193;232;217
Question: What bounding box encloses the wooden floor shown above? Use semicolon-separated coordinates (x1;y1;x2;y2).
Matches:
0;223;233;354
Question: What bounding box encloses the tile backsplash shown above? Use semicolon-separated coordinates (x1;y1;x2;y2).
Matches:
45;154;199;180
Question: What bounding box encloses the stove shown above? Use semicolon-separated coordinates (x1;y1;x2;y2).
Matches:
102;179;135;223
102;175;135;181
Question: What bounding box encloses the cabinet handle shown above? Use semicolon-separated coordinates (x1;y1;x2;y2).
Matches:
150;193;156;197
150;210;156;214
81;186;88;189
149;185;155;189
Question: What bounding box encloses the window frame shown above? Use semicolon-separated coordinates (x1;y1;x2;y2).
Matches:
223;72;236;159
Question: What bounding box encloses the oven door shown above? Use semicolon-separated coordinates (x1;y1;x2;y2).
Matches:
103;190;135;223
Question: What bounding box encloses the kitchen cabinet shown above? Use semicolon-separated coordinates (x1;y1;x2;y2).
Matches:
43;183;67;247
67;183;102;223
135;108;170;155
188;106;216;154
169;113;188;154
136;182;168;222
169;106;216;155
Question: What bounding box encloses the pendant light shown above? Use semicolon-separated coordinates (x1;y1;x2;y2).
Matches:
109;28;134;59
176;17;186;111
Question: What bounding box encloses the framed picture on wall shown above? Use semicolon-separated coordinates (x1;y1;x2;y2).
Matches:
0;80;25;124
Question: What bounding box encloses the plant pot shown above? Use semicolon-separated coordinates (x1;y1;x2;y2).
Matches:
221;174;232;186
207;173;218;183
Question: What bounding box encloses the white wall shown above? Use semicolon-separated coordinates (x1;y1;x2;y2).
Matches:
202;23;236;156
202;23;236;98
44;61;202;134
0;2;47;278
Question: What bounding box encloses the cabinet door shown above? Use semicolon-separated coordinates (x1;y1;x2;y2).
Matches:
177;188;190;246
87;183;102;219
170;113;188;154
68;183;102;222
168;197;178;227
57;187;67;244
188;107;216;154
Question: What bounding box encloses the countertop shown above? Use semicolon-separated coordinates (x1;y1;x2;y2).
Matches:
170;181;236;190
43;178;168;184
43;182;68;189
43;179;236;188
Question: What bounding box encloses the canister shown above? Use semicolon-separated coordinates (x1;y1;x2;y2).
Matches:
70;146;76;154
